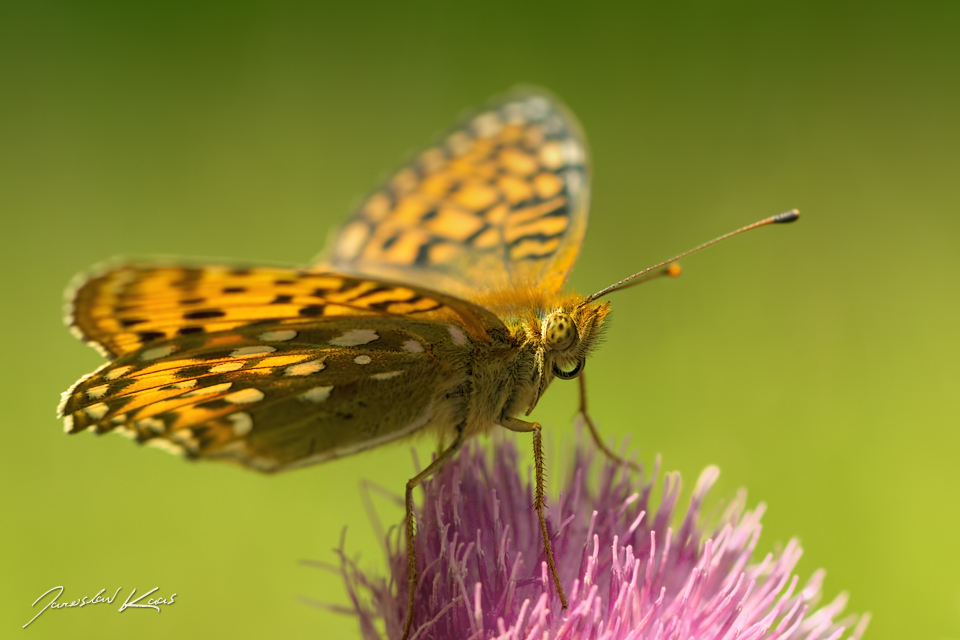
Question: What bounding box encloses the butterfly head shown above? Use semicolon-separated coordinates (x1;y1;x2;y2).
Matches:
542;300;610;379
524;298;610;414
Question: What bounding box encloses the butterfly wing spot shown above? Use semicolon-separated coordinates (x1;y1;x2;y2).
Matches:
329;329;379;347
141;345;176;361
257;329;297;341
445;130;473;156
209;362;245;374
146;438;185;455
499;148;539;176
334;222;370;260
447;325;468;346
83;403;109;420
169;430;200;455
231;345;277;357
86;384;109;399
533;173;563;199
353;355;372;365
137;417;165;434
183;309;225;320
228;412;253;436
251;355;306;372
162;380;198;390
371;371;403;381
104;365;135;380
284;359;325;376
523;95;550;118
300;385;333;404
183;382;233;397
224;388;264;405
451;183;499;212
471;111;503;138
426;206;486;241
115;426;138;440
402;340;424;353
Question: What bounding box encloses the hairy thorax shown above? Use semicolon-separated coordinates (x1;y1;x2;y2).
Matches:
421;323;539;443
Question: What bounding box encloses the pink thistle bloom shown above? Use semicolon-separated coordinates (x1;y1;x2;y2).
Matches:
330;436;869;640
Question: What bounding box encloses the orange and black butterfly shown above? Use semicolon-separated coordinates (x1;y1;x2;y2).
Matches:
59;88;797;638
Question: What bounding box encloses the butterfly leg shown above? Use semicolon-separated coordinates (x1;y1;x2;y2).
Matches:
401;424;465;640
578;372;641;473
500;416;568;610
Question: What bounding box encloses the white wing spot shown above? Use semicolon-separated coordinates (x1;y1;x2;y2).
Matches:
231;345;277;357
524;96;550;118
284;359;325;376
446;131;472;156
503;101;526;125
169;430;200;454
63;415;74;434
402;340;424;353
168;380;198;390
84;403;109;420
115;426;137;440
561;138;585;164
209;362;245;373
258;329;297;342
372;371;403;381
111;413;127;425
228;412;253;436
448;325;468;346
353;355;372;365
104;365;135;380
225;388;264;404
300;386;333;403
137;417;165;434
145;439;184;456
330;329;379;347
86;384;109;399
183;382;233;397
141;345;175;361
472;111;503;138
335;222;369;260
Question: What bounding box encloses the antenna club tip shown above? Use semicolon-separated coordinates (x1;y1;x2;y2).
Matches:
666;264;682;277
773;209;800;224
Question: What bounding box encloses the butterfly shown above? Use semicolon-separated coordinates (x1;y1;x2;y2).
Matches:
59;88;797;639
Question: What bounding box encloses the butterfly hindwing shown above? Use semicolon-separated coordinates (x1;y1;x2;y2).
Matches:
318;88;590;299
61;265;507;471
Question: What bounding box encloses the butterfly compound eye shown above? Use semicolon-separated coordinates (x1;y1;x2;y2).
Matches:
543;312;578;351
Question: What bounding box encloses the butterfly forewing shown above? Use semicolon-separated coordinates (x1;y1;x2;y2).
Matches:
67;264;504;358
318;89;590;300
61;266;508;471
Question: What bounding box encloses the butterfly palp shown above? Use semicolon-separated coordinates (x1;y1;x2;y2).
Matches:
552;358;584;380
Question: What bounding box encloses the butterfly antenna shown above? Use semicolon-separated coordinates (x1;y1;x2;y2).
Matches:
582;209;799;304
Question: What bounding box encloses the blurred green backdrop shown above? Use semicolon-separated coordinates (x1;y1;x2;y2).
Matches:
3;2;958;639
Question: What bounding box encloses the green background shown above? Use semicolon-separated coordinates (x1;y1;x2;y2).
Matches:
3;2;958;639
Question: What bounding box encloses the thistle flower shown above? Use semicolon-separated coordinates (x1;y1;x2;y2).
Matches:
328;434;869;640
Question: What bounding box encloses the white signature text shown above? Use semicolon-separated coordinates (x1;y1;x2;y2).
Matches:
23;586;177;628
